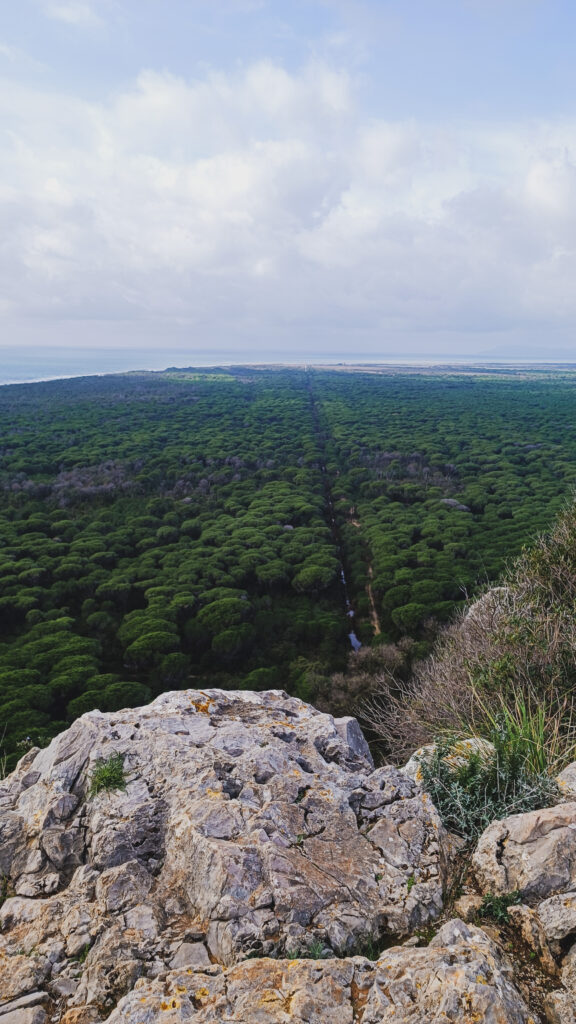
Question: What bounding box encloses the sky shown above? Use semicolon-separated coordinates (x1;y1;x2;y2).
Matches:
2;0;576;368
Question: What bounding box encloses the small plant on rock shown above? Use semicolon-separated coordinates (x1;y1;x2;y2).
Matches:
284;939;331;960
478;891;523;924
0;874;12;908
88;752;127;797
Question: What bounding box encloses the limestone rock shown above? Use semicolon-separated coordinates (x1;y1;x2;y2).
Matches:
105;919;538;1024
402;736;495;783
543;990;576;1023
537;891;576;943
473;802;576;899
507;905;558;977
452;893;483;922
557;763;576;800
0;689;452;1015
562;943;576;995
169;942;211;969
0;1011;47;1024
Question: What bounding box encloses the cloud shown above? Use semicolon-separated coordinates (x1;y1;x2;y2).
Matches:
0;42;46;71
42;1;104;27
1;59;576;354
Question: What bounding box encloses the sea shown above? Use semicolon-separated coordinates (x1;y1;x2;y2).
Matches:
1;346;572;387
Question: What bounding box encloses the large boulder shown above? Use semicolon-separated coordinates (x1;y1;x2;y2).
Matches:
473;802;576;899
105;919;538;1024
0;689;452;1017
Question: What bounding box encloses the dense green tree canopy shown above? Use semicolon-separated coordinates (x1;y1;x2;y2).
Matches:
1;364;576;767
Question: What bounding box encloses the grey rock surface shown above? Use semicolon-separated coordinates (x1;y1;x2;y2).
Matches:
0;1011;47;1024
0;689;452;1017
558;763;576;800
473;802;576;899
105;919;538;1024
543;990;576;1023
507;904;558;977
537;891;576;942
562;942;576;995
0;996;48;1014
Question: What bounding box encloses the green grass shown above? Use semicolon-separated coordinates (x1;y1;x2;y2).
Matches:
284;939;330;960
88;752;127;797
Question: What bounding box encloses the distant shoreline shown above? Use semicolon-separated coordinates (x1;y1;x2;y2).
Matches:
3;359;576;387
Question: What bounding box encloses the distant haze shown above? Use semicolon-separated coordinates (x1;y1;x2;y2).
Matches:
2;1;576;368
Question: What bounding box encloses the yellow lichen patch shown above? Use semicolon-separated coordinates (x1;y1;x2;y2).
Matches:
256;989;286;1010
350;978;370;1015
191;697;213;715
476;974;488;985
160;998;180;1011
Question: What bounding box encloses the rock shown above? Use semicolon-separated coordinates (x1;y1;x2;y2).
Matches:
60;1011;101;1024
507;905;559;977
401;736;495;782
105;919;538;1024
473;802;576;899
0;689;453;1014
537;892;576;942
169;942;211;969
0;956;51;1007
0;1011;46;1024
543;990;576;1023
0;996;47;1014
452;893;483;922
558;764;576;800
333;715;372;762
562;942;576;995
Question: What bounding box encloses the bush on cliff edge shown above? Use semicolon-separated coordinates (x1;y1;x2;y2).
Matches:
364;500;576;790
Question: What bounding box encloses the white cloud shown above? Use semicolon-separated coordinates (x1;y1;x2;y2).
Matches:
42;1;103;27
0;42;46;71
1;60;576;353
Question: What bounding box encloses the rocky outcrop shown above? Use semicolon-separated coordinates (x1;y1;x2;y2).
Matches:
472;794;576;1019
106;920;537;1024
473;803;576;900
0;689;452;1019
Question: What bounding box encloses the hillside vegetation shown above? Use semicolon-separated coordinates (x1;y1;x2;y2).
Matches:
367;499;576;762
1;365;576;767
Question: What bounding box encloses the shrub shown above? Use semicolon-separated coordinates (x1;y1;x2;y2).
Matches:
88;753;127;797
363;503;576;768
478;891;522;924
416;733;560;841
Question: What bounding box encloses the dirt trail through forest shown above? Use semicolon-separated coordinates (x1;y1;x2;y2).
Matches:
349;510;381;636
367;565;382;636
